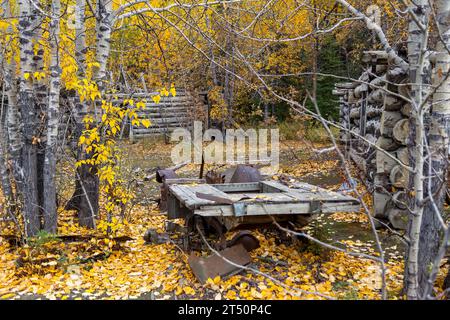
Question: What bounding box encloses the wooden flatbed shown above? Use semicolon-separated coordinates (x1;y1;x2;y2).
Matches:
167;180;360;220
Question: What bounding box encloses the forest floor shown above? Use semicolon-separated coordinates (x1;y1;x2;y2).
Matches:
0;137;448;300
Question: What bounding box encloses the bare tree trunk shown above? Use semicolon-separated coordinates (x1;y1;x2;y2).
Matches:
31;4;46;225
65;0;97;228
67;0;113;228
0;1;17;216
43;0;61;233
419;0;450;299
405;0;430;300
0;94;14;217
94;0;113;91
17;0;41;237
3;2;23;200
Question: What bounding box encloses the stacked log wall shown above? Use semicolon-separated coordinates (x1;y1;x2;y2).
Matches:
334;51;410;229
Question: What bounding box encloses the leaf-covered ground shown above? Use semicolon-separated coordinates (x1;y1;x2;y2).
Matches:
0;139;448;300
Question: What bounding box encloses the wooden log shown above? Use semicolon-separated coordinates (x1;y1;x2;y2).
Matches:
380;111;403;137
348;91;358;103
354;84;368;99
373;191;391;218
375;65;388;75
365;134;377;145
396;147;409;166
366;105;382;118
398;79;411;98
384;95;404;111
376;150;397;174
349;107;361;119
389;165;409;188
366;119;381;135
368;89;385;104
376;136;401;151
392;119;409;144
400;103;412;117
332;89;347;96
369;75;386;88
335;82;357;89
362;51;388;65
392;191;408;210
386;66;407;83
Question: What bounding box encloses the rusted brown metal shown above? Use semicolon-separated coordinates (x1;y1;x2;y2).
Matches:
188;244;251;284
155;169;178;183
229;165;262;183
205;170;225;184
156;169;179;211
227;231;260;252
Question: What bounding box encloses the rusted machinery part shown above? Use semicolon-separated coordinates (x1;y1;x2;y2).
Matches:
204;217;227;251
205;170;225;184
226;231;260;252
229;165;262;183
155;169;178;183
188;244;251;284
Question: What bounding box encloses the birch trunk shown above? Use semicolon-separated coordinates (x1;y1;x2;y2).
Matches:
405;0;430;300
0;1;18;215
43;0;61;233
31;1;46;224
94;0;113;91
419;0;450;298
66;0;113;228
17;0;41;237
66;0;96;227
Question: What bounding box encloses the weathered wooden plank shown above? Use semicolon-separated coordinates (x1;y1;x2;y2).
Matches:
194;201;360;217
225;192;299;202
211;182;261;193
169;184;234;209
260;181;358;202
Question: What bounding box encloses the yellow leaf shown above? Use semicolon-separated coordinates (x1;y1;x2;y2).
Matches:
24;72;31;80
79;135;86;145
160;87;169;97
170;84;176;97
141;119;151;128
183;286;195;295
152;95;161;104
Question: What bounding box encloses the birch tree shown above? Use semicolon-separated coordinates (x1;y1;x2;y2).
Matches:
43;0;62;232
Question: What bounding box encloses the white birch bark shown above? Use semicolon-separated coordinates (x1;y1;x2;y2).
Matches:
17;0;41;237
94;0;113;91
405;0;431;300
43;0;61;233
419;0;450;299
